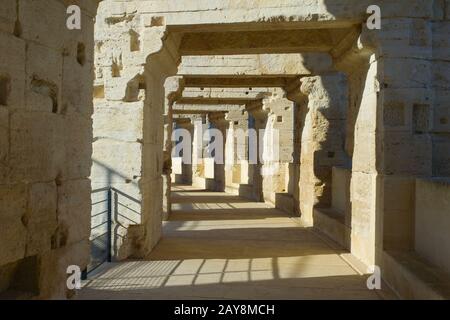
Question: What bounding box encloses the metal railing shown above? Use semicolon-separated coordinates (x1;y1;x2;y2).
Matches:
82;187;141;279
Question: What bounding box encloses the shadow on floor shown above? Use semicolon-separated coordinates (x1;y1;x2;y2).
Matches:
78;261;381;300
77;185;393;300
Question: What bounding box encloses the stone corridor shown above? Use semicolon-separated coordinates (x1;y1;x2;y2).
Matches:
1;0;450;300
78;185;392;300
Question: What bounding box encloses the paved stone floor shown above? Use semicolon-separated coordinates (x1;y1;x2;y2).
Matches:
77;185;394;300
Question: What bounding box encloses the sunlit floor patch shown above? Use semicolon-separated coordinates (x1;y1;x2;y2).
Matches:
78;185;394;300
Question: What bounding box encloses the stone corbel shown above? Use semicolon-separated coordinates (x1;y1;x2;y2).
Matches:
246;95;271;121
165;76;185;114
208;112;228;129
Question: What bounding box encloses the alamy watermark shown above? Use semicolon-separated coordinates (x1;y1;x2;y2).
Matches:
367;5;381;30
172;121;280;176
66;5;81;30
66;265;82;290
366;265;382;290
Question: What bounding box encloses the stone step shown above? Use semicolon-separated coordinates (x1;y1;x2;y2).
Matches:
313;207;350;250
382;251;450;300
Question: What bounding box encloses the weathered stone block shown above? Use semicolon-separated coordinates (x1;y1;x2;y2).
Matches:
93;101;143;142
0;32;26;108
18;0;66;50
382;132;432;175
62;52;94;116
92;139;142;184
63;115;92;180
56;179;91;247
25;182;58;256
0;0;16;33
25;42;62;113
380;58;432;89
0;184;27;266
9;112;65;183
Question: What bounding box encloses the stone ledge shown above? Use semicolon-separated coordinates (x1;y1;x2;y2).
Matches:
382;251;450;300
275;193;294;215
313;207;350;250
225;184;239;195
238;184;257;201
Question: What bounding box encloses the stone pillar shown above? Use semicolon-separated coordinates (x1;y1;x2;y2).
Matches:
246;100;270;202
286;81;307;216
93;4;181;257
224;106;250;195
208;112;229;191
298;73;350;226
191;114;207;188
172;117;193;185
260;94;295;209
162;77;184;220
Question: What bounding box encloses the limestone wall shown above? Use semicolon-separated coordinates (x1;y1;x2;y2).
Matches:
0;0;98;298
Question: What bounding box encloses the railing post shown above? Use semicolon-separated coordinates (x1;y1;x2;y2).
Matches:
107;187;112;262
81;269;88;280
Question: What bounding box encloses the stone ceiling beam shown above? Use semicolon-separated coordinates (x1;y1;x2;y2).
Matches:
178;53;333;76
182;87;278;100
178;29;351;55
183;77;295;88
131;0;374;32
173;103;243;114
177;97;258;106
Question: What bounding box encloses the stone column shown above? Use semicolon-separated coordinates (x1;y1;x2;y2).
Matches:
246;100;270;202
191;114;207;189
172;117;193;185
260;93;295;210
93;4;181;257
224;106;250;195
162;77;184;220
286;80;308;216
208;112;229;191
297;73;350;226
